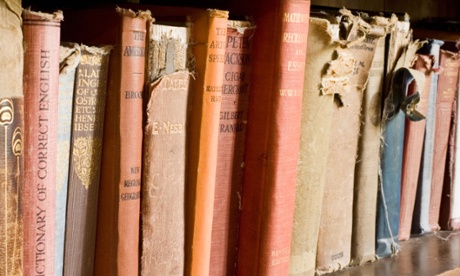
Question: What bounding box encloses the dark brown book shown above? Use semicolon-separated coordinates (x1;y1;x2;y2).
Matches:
64;45;111;276
210;20;255;276
141;22;190;276
0;1;24;275
236;1;311;275
94;8;151;276
22;9;63;276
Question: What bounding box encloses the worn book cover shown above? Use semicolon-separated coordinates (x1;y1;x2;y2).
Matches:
351;30;387;265
210;20;255;276
412;39;444;234
237;1;311;275
316;10;388;274
141;22;190;276
398;53;433;241
94;8;151;276
429;49;460;231
289;15;339;276
376;37;424;258
0;1;24;275
55;43;81;276
64;45;111;276
22;9;63;276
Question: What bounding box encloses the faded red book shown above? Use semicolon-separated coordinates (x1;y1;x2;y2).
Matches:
398;54;434;241
94;8;151;276
22;9;62;276
236;1;311;275
429;49;460;231
210;20;255;276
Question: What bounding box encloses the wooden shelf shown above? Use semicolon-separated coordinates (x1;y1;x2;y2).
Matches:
326;232;460;276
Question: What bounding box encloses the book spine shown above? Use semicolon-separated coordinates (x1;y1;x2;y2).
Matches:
429;49;460;231
289;17;338;276
0;1;24;275
237;1;310;275
398;54;433;241
141;71;190;276
22;10;63;276
64;45;111;276
55;43;81;276
412;39;443;234
209;22;254;276
439;97;456;230
375;21;413;259
186;9;229;276
452;79;460;230
95;8;151;276
316;14;386;274
351;35;386;265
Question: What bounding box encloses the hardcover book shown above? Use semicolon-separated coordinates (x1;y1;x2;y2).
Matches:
184;9;229;276
316;11;387;274
237;1;311;275
64;45;111;276
210;20;255;276
141;22;190;276
374;19;412;258
94;8;151;276
429;48;460;231
398;53;433;241
351;30;387;265
22;9;63;276
412;39;444;234
289;15;339;276
450;80;460;230
0;1;24;275
55;43;81;276
376;38;424;258
142;71;191;276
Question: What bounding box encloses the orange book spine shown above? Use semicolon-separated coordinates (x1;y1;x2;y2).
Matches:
94;8;151;276
186;9;229;276
237;1;311;275
210;21;255;276
22;10;62;276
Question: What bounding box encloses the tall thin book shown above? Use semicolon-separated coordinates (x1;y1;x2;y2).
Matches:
22;9;63;276
0;0;24;275
94;8;152;276
237;1;311;275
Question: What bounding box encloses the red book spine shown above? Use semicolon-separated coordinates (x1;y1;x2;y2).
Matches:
210;21;255;276
94;8;151;276
398;54;433;240
22;10;63;276
237;1;310;275
429;49;460;230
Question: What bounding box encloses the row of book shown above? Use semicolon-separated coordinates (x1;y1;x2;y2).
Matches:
2;0;460;275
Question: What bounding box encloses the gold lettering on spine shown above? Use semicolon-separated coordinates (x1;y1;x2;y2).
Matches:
283;13;309;23
0;98;13;275
73;137;102;189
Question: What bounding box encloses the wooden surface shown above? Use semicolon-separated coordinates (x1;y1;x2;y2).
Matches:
326;232;460;276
